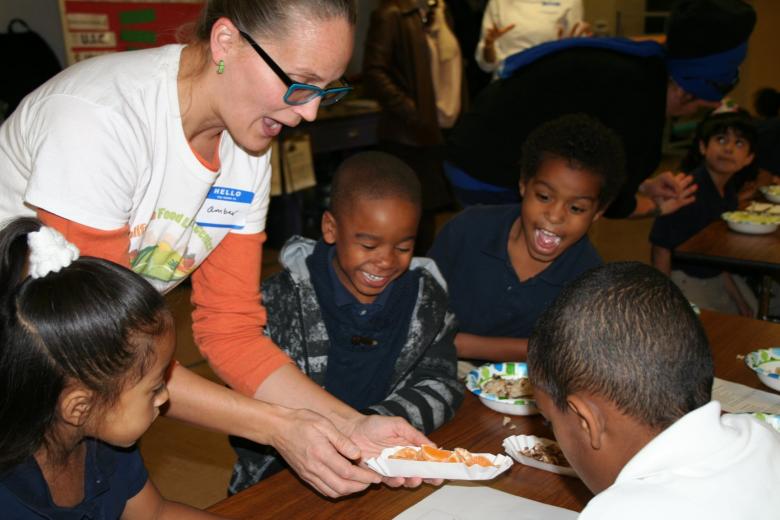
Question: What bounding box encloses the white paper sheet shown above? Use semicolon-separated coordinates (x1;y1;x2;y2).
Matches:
393;484;578;520
712;377;780;414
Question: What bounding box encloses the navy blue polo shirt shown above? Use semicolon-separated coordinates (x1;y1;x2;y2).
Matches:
0;439;148;519
428;204;602;340
311;243;416;411
650;165;737;278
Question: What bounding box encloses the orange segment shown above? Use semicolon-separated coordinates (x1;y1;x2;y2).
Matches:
454;447;472;464
468;455;494;467
454;447;495;467
389;447;420;460
420;444;458;462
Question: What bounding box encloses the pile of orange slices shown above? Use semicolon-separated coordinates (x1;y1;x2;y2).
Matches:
389;445;494;467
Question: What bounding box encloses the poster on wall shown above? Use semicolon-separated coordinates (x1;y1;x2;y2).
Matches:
59;0;204;65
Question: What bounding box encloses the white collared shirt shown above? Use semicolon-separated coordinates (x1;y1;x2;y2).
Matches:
579;401;780;519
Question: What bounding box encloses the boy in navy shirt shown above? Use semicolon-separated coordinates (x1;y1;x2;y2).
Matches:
650;108;757;315
229;152;462;493
429;114;625;361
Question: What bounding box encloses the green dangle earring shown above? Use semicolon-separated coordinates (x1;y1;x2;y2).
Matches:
217;60;225;74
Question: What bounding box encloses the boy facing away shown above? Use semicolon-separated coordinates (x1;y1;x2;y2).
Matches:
429;114;625;361
651;108;758;316
528;262;780;519
229;152;463;493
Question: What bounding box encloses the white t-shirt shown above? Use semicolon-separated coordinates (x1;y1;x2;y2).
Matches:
475;0;584;75
0;45;271;293
579;401;780;520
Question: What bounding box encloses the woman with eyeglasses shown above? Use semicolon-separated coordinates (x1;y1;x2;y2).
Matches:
0;0;434;499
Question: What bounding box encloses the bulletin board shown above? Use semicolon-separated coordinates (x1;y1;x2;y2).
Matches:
58;0;204;65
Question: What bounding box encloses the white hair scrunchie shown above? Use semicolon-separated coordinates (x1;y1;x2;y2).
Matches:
27;226;80;279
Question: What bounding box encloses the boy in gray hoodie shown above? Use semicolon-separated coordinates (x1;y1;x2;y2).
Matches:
229;151;462;493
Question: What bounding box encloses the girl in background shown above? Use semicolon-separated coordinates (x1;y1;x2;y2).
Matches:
651;108;758;316
0;218;221;519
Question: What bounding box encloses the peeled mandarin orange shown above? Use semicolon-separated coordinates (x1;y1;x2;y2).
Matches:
420;444;457;462
389;447;420;460
468;455;494;467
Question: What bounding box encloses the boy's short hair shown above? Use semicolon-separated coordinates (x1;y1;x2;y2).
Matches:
698;109;757;150
329;151;422;217
520;114;626;208
528;262;713;430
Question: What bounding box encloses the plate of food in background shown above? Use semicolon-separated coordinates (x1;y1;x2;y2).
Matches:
744;347;780;392
745;412;780;433
466;362;538;415
759;185;780;203
503;435;578;478
721;211;780;234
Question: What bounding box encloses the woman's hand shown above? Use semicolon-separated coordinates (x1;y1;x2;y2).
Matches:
267;406;382;498
342;414;444;489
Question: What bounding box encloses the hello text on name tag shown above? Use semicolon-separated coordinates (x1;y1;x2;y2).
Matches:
195;186;254;230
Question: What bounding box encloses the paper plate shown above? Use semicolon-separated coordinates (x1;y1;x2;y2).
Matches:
722;211;780;234
466;362;538;416
759;185;780;204
502;435;578;478
365;446;513;480
744;348;780;392
746;412;780;433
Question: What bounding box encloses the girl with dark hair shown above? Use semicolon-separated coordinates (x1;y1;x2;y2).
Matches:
0;218;220;518
651;107;758;316
0;0;430;498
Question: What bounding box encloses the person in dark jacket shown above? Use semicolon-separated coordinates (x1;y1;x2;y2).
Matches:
363;0;468;253
444;0;756;220
229;152;463;493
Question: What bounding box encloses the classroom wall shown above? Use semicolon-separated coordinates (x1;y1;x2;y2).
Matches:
0;0;376;74
730;0;780;112
3;0;777;106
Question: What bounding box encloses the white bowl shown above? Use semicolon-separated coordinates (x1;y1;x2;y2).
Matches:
744;348;780;392
722;212;780;235
760;185;780;204
727;221;779;234
466;362;538;415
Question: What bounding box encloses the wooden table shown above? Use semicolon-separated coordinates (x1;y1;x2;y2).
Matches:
208;311;780;519
675;220;780;318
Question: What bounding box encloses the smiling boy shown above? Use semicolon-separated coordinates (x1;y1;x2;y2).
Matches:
527;262;780;519
429;114;625;361
228;151;462;493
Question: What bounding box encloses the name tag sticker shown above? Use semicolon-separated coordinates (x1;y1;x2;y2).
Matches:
195;186;254;229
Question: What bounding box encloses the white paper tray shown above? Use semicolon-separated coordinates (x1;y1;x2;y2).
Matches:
502;435;578;478
365;446;513;480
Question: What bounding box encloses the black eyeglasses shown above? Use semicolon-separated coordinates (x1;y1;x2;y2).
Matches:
238;30;352;107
